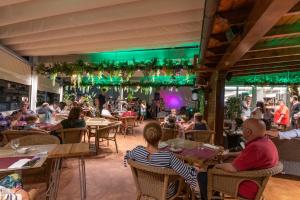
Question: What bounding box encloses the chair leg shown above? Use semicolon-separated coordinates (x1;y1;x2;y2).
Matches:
114;139;118;153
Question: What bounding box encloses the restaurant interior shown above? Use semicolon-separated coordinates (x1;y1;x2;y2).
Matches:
0;0;300;199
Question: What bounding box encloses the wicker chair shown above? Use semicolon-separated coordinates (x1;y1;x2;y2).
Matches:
56;127;87;144
127;159;184;200
121;116;137;136
184;130;215;144
1;129;47;144
161;128;178;141
5;134;59;147
87;125;97;143
1;135;60;186
207;162;283;200
97;122;121;153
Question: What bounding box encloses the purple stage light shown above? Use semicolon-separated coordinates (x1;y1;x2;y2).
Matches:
160;90;184;110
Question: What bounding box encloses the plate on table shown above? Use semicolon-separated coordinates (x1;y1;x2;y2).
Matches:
169;147;183;153
158;142;168;149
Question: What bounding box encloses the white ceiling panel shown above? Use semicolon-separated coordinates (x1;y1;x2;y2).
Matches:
0;0;205;56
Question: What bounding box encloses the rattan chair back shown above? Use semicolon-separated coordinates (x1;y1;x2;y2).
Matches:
2;129;47;144
161;128;178;141
6;135;59;147
208;162;283;200
124;116;137;127
184;130;215;144
57;127;87;144
127;159;182;200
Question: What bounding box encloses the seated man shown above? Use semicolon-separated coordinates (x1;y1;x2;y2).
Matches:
266;117;300;140
11;101;35;122
184;112;208;131
198;119;279;200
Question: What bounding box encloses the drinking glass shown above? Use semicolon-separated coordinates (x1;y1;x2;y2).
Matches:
10;139;20;153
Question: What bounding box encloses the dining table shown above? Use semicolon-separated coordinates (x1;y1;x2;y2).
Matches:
0;143;91;200
162;138;223;165
85;118;115;154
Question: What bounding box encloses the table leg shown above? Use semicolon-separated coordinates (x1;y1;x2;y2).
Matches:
46;158;62;200
78;157;87;200
94;126;99;155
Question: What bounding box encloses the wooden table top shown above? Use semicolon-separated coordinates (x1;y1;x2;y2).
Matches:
0;143;91;172
85;118;112;127
48;143;91;158
164;138;223;165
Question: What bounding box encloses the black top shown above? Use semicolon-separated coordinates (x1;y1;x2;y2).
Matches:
291;102;300;119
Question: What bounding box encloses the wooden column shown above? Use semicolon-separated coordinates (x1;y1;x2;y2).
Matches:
214;71;226;145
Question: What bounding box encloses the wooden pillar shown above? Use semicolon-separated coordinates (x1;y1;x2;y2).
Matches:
214;71;226;145
206;71;226;146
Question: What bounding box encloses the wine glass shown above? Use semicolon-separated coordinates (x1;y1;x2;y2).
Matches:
10;139;20;154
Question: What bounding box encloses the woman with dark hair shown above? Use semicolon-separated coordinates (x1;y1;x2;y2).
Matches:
49;107;86;132
95;93;106;117
251;101;265;119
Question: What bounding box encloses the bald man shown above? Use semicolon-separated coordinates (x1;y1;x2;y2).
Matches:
198;119;279;200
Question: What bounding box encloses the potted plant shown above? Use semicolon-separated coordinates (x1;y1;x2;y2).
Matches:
225;96;242;120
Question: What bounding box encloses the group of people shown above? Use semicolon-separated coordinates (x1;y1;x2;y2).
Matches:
162;108;208;132
241;95;300;130
125;118;279;200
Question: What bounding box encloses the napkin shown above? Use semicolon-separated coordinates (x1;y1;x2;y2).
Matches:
203;143;219;150
8;159;31;169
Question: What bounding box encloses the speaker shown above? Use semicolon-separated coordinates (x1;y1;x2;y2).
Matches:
192;90;198;101
154;92;160;101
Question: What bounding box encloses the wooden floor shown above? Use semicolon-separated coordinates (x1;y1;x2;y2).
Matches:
264;175;300;200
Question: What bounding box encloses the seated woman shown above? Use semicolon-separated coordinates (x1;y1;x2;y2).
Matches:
163;115;177;129
185;113;208;131
0;173;36;200
124;122;198;197
49;107;86;141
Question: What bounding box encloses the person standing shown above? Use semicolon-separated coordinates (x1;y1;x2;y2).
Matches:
95;93;106;117
290;95;300;128
139;101;146;123
274;100;289;129
241;96;252;121
251;101;265;119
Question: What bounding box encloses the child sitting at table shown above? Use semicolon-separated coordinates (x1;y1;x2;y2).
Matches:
24;115;40;130
0;173;37;200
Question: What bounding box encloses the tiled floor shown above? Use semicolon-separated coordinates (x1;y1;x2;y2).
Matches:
31;121;300;200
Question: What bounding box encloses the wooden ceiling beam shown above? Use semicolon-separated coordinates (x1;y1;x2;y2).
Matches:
210;33;228;42
232;60;300;69
217;8;250;25
232;67;300;76
285;1;300;16
217;0;299;70
263;22;300;39
230;64;300;72
235;55;300;67
241;45;300;61
206;44;229;54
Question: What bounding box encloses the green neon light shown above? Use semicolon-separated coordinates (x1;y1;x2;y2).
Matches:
227;71;300;85
81;75;196;86
88;43;199;62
